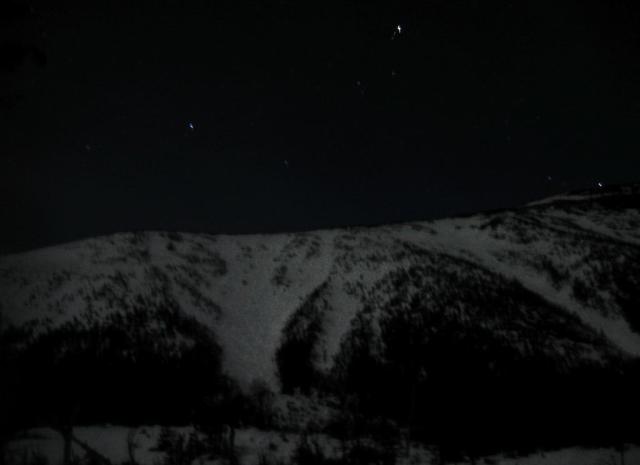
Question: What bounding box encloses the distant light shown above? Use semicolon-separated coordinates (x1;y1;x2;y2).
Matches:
187;122;195;130
597;181;603;188
397;24;402;34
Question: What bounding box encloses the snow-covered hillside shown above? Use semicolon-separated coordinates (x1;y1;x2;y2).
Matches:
6;426;640;465
1;184;639;389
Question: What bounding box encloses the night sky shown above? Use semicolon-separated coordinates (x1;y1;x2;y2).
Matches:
2;0;640;254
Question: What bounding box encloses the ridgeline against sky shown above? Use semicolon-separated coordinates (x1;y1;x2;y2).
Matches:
2;0;640;253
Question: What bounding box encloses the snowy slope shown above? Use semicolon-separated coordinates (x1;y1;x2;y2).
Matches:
1;184;639;388
6;426;640;465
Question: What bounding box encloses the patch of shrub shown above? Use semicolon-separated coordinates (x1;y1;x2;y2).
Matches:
155;428;210;465
276;286;329;394
293;436;329;465
328;257;637;457
5;297;229;427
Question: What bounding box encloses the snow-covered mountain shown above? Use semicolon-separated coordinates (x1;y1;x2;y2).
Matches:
1;183;639;392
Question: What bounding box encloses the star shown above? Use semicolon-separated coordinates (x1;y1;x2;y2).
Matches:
392;24;403;40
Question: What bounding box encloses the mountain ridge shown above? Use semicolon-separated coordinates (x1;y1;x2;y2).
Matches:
1;184;640;391
4;182;638;259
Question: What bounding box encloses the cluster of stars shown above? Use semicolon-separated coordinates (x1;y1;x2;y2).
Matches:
353;25;404;93
178;20;610;192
